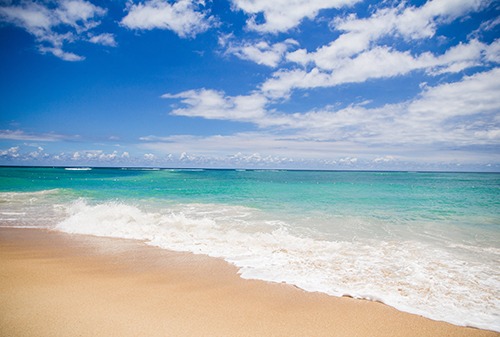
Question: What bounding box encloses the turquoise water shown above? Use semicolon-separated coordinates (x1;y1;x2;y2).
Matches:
1;167;499;330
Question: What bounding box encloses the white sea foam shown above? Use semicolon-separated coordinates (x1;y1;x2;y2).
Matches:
0;189;62;197
1;212;27;215
0;190;66;228
65;167;92;171
55;199;500;332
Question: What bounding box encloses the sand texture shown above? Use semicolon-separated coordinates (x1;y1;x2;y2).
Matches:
1;228;498;337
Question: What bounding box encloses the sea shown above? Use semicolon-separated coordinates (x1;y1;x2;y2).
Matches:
0;166;499;331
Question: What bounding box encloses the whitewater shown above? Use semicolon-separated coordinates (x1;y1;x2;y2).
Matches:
0;167;498;331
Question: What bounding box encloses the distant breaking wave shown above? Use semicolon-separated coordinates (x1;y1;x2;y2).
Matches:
65;167;92;171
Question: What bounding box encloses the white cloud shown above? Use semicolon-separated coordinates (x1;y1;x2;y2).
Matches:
230;0;360;33
68;150;132;162
330;39;489;80
408;68;500;122
139;129;497;168
473;15;500;35
320;69;500;147
144;153;156;160
162;68;500;164
39;45;85;61
243;0;498;100
56;0;106;31
373;155;396;163
0;147;20;158
0;0;108;60
337;0;484;40
484;39;500;63
339;156;358;164
0;129;71;142
163;89;268;122
121;0;215;38
262;39;498;98
28;146;47;159
227;152;294;165
88;33;117;47
285;68;500;147
179;151;196;161
0;146;162;165
222;38;298;67
140;132;366;162
99;151;118;160
283;0;488;75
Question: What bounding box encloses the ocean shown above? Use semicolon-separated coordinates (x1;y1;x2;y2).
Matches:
0;167;499;331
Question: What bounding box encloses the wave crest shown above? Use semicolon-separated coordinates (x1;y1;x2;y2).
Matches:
55;199;500;332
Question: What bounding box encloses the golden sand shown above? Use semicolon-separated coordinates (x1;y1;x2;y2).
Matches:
0;228;497;337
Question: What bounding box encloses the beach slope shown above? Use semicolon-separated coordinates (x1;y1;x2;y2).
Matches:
0;228;497;337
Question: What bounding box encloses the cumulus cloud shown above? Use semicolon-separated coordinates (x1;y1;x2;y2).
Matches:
0;147;20;159
0;146;52;162
227;152;293;165
262;39;498;98
221;37;298;67
25;146;49;160
0;0;108;60
162;89;269;122
373;155;396;163
70;150;132;162
163;68;500;163
286;68;500;147
88;33;117;47
144;153;156;160
408;68;500;124
257;0;496;98
292;0;487;69
1;0;496;169
230;0;360;33
121;0;215;38
72;151;81;160
339;156;358;164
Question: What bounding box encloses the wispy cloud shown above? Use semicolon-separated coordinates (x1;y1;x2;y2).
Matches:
221;0;497;100
263;38;498;99
163;68;500;156
138;130;498;169
230;0;361;33
1;0;498;170
0;0;110;60
289;0;488;68
0;129;75;142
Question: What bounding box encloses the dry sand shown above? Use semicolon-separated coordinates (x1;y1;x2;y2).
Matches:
0;227;498;337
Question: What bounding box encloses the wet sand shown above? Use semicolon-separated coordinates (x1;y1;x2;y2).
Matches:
0;227;498;337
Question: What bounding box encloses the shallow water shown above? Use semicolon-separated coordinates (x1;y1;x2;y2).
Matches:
1;167;499;331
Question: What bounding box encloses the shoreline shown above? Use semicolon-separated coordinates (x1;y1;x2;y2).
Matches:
1;227;498;337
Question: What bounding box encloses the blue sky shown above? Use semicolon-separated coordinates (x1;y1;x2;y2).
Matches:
0;0;499;170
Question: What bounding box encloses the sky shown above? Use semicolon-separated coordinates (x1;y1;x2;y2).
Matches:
0;0;499;171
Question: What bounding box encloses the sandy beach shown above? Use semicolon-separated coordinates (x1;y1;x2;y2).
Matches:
0;227;497;337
